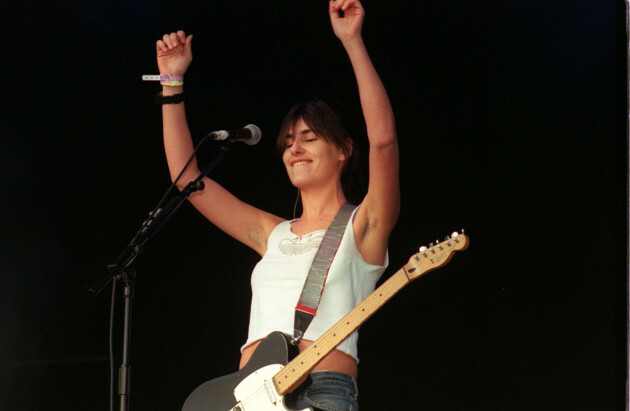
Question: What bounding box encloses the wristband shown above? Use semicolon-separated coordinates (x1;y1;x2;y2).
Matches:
160;73;184;86
155;91;185;104
142;74;184;87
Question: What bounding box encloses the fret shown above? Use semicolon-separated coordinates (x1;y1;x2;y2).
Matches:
272;233;469;395
273;268;409;394
181;234;468;410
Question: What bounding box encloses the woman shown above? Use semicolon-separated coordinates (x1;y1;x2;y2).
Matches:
156;0;399;408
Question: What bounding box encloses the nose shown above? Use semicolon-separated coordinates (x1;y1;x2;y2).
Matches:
289;139;304;154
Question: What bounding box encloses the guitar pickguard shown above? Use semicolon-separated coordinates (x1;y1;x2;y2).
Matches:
233;364;285;409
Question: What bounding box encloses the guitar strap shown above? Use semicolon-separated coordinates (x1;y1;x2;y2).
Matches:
291;202;357;345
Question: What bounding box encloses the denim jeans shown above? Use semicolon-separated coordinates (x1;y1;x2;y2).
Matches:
294;371;359;411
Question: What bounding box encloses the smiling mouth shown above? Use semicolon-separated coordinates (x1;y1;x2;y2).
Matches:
292;161;311;166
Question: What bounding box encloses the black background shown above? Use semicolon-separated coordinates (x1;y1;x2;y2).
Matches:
0;0;626;410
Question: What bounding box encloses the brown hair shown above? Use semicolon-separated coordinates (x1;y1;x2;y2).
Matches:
276;100;360;200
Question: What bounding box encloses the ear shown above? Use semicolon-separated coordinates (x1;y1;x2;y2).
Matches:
338;139;353;161
338;149;346;161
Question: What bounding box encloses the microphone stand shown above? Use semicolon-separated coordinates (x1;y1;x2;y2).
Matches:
89;143;233;411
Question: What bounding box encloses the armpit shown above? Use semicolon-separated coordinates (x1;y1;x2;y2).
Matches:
248;227;268;255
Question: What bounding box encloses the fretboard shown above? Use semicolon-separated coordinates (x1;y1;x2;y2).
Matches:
272;266;412;395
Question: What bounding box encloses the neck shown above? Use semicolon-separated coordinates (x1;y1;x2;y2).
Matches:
297;184;347;222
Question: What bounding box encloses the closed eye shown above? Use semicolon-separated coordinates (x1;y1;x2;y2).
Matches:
284;138;316;149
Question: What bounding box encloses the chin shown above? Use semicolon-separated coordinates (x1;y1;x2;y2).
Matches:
288;179;306;189
288;176;314;190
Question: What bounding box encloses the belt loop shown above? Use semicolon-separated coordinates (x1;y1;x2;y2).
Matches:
352;375;359;398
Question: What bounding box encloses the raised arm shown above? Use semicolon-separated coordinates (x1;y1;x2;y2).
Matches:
156;31;282;256
329;0;400;264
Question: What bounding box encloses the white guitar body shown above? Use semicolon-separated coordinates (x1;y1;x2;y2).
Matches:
182;332;312;411
182;233;469;411
231;364;310;411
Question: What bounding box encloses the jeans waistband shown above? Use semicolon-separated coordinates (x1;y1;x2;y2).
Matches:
310;370;359;394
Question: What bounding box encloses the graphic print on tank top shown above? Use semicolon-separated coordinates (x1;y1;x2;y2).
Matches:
278;232;325;255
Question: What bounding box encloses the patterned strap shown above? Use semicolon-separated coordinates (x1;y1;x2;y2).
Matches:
292;203;357;344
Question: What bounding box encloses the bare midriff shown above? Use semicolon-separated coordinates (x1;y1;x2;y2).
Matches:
239;338;358;377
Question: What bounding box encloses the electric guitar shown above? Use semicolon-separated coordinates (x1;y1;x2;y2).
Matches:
182;232;469;411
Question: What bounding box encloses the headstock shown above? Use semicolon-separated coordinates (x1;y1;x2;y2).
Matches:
404;231;469;280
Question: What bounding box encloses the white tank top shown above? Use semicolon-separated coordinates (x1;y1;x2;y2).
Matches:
241;207;388;362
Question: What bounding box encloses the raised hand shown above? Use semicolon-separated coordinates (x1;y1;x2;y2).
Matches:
156;30;193;76
329;0;365;42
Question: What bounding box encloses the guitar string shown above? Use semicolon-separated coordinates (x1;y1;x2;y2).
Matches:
274;242;462;392
274;266;409;391
279;262;415;385
242;384;269;408
277;244;447;384
277;270;406;385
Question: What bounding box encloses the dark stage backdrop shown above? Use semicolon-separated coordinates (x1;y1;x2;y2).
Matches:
0;0;625;410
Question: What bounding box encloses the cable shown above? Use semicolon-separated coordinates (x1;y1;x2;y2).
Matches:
109;276;118;411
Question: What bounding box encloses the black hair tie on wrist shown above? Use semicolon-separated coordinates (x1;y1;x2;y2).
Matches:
155;91;185;104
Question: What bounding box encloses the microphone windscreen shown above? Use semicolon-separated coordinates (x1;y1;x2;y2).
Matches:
244;124;262;145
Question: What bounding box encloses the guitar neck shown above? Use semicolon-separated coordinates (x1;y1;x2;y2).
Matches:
272;266;412;395
272;233;469;395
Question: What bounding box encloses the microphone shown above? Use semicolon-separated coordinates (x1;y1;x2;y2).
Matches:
207;124;262;146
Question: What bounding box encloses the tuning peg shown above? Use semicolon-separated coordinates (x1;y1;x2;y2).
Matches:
419;246;428;252
451;231;459;238
444;235;451;241
429;242;434;247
